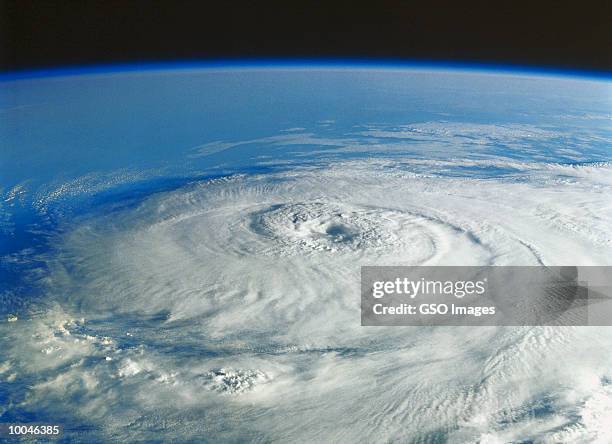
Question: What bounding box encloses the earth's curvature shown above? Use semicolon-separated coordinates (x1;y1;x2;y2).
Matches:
1;64;611;442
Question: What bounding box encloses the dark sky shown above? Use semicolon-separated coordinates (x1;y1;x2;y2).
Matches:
1;0;611;73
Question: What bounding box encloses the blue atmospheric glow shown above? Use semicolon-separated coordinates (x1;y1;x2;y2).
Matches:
1;58;611;82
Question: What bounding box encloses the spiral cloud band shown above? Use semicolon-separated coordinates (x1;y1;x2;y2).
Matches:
3;154;612;441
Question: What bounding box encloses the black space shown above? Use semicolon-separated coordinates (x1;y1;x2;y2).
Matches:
1;0;611;73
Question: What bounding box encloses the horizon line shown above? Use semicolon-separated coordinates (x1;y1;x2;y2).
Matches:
1;58;611;82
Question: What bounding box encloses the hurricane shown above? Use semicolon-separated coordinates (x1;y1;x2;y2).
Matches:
1;65;611;442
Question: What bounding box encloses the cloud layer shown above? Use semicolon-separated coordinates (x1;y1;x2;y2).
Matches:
2;157;611;442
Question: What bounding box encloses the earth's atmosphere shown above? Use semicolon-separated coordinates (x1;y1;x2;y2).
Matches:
1;66;611;442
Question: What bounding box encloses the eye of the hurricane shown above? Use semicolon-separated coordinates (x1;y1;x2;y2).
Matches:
324;223;356;241
245;201;436;258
